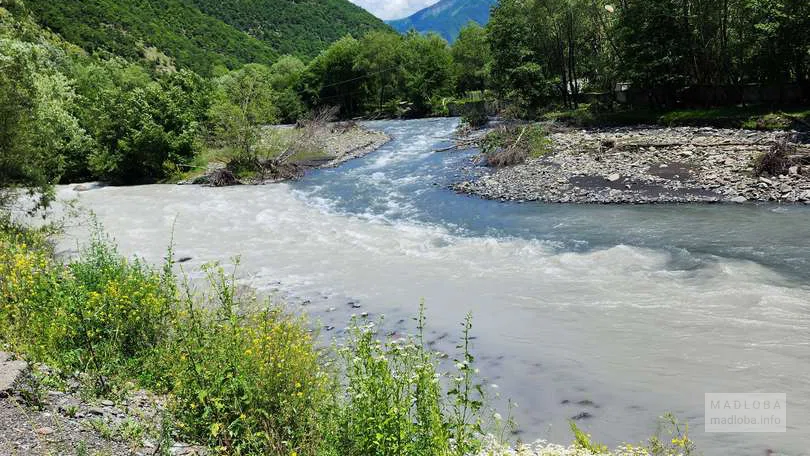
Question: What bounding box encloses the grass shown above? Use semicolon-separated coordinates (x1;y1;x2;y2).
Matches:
0;216;699;456
543;104;810;130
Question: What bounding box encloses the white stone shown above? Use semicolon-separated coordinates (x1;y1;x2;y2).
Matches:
730;196;747;204
606;173;621;182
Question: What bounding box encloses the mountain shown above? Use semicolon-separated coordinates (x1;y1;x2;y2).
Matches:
24;0;389;75
387;0;497;43
186;0;390;58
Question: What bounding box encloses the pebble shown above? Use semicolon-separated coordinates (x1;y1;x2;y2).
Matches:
36;427;54;435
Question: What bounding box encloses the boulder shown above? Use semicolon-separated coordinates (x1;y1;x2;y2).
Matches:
0;352;29;397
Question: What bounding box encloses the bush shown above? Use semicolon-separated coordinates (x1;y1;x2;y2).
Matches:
156;264;332;455
0;229;175;393
482;124;551;167
329;319;450;456
460;101;489;129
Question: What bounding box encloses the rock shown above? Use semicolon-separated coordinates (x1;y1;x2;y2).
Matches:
571;412;593;421
779;183;793;193
606;173;621;182
36;426;54;436
789;165;800;176
72;182;105;192
0;353;29;397
101;399;114;407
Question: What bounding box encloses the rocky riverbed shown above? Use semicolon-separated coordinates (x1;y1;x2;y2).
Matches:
0;352;205;456
453;126;810;204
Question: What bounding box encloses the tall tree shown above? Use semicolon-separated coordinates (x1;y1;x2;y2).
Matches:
452;22;492;94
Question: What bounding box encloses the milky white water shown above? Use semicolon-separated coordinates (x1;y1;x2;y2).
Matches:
55;118;810;455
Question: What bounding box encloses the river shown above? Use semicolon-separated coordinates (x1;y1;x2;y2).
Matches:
56;118;810;455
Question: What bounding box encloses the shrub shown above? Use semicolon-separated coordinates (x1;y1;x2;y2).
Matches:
0;228;176;393
155;264;333;456
329;319;450;456
326;310;492;456
482;124;551;167
460;101;489;129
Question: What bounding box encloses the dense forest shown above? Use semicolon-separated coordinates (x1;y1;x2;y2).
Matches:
24;0;389;75
187;0;390;58
488;0;810;113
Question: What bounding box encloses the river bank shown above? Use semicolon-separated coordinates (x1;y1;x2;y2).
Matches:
453;126;810;204
186;123;390;186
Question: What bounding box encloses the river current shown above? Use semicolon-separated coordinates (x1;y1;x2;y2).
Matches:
56;118;810;455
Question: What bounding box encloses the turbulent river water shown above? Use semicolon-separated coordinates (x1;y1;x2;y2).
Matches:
56;118;810;455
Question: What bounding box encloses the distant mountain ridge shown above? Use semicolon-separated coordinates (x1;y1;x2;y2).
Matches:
387;0;497;43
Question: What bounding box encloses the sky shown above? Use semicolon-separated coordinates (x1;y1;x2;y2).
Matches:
348;0;439;21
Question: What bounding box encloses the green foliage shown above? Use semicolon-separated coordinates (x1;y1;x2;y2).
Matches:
0;12;90;210
158;264;331;455
187;0;389;60
269;56;306;123
80;67;207;184
0;223;500;455
304;30;456;118
0;227;175;394
209;64;278;160
25;0;278;76
24;0;389;76
452;23;491;94
488;0;810;113
460;101;489;128
302;35;364;117
648;413;697;456
570;421;609;453
329;318;451;455
481;124;551;167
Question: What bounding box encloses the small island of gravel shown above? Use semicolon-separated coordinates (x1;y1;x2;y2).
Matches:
453;125;810;204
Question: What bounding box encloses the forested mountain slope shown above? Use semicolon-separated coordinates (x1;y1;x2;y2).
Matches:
187;0;390;58
23;0;389;75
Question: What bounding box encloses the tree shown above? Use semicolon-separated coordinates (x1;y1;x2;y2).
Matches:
209;64;277;159
355;31;403;114
0;37;88;211
268;55;305;123
302;35;364;118
452;22;492;94
400;32;454;116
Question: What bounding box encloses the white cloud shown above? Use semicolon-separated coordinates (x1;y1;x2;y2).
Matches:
349;0;440;21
